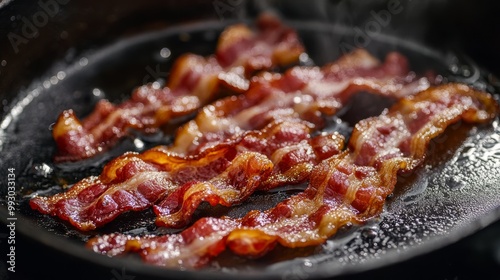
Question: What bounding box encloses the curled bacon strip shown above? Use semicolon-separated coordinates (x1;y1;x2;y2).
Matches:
35;49;421;230
87;83;499;268
31;119;344;230
31;146;273;231
169;48;432;155
53;14;305;162
153;120;345;228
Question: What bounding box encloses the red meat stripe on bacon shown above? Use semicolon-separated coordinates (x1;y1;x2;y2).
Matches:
52;14;305;162
87;83;499;268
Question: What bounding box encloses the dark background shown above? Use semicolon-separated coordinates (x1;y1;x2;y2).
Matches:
1;0;500;279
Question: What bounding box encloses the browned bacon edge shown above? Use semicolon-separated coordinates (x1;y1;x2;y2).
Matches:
87;83;499;269
52;13;305;162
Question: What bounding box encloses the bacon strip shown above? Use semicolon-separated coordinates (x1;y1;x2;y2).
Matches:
153;120;345;228
53;14;305;162
31;146;274;231
169;48;432;155
87;83;499;268
31;119;344;230
36;49;421;230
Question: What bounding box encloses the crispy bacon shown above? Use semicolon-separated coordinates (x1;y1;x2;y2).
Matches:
153;120;345;228
31;146;274;231
87;83;498;268
31;119;344;230
53;14;305;162
36;48;423;230
169;48;432;155
89;218;239;268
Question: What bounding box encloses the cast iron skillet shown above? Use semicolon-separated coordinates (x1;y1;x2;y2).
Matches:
1;1;500;280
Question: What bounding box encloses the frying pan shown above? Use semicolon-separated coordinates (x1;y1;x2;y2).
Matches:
1;0;500;279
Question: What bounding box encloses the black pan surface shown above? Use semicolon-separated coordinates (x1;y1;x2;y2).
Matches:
1;18;500;280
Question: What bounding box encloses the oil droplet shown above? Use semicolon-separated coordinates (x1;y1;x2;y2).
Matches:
92;88;102;97
445;175;465;190
152;81;161;90
1;60;6;67
299;53;314;66
160;47;171;59
50;76;59;85
31;163;53;178
449;64;459;74
361;228;378;239
133;138;145;150
79;57;88;67
461;65;471;77
43;80;51;89
57;71;66;80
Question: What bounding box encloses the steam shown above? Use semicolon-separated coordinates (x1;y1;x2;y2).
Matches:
248;0;450;62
